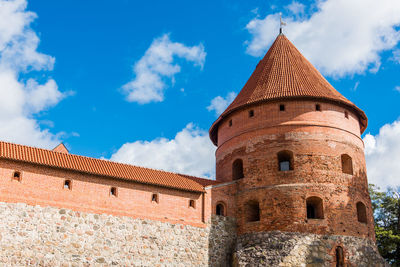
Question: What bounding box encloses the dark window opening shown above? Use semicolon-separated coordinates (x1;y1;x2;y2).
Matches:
64;180;71;190
110;187;117;197
316;104;321;111
189;200;195;208
345;111;349;119
216;203;226;216
152;193;159;203
306;196;324;219
341;154;353;175
277;150;293;171
246;200;260;222
335;246;345;267
229;120;232;127
232;159;244;180
356;202;367;223
279;104;285;111
13;171;21;181
249;110;254;117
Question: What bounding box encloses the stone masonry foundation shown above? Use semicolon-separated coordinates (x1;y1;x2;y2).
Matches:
0;202;236;266
233;231;387;267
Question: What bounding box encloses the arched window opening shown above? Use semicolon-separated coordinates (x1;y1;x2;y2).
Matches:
13;171;21;181
341;154;353;175
277;150;293;171
306;196;324;219
152;193;159;203
232;159;244;180
110;187;117;197
335;246;345;267
249;110;254;117
356;202;367;223
344;111;349;119
64;180;72;190
279;104;285;111
189;200;196;208
246;200;260;222
316;104;321;111
216;203;226;216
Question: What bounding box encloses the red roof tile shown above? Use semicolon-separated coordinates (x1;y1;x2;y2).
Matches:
209;34;367;145
0;141;209;192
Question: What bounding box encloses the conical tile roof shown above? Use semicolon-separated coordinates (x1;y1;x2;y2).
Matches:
209;34;367;145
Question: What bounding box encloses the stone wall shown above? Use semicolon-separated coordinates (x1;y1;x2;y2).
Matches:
0;202;236;266
234;231;387;267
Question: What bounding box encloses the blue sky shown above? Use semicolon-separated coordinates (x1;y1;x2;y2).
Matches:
1;0;400;188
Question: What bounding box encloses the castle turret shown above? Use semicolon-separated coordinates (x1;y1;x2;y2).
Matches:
209;34;386;265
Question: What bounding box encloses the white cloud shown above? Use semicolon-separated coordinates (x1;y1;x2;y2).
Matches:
393;49;400;63
395;86;400;92
285;1;305;15
364;119;400;189
246;0;400;77
0;0;66;148
122;34;206;104
111;124;216;178
207;92;237;116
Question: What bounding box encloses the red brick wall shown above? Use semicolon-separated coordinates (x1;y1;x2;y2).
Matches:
213;100;375;240
0;159;207;227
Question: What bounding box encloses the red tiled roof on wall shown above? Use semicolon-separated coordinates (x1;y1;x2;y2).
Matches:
0;141;210;192
209;34;367;145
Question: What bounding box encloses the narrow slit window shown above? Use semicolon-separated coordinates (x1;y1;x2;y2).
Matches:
316;104;321;111
345;111;349;119
356;202;367;223
279;104;285;111
229;120;232;127
335;246;345;267
64;180;72;190
152;193;159;203
13;171;21;181
110;187;117;197
249;110;254;117
216;203;226;216
189;200;196;208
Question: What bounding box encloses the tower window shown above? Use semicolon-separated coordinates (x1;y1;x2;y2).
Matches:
344;111;349;119
356;202;367;223
306;196;324;219
152;193;159;203
341;154;353;175
232;159;244;180
316;104;321;111
13;171;21;181
216;203;226;216
110;187;117;197
335;246;345;267
277;150;293;171
189;200;196;208
64;180;72;190
249;110;254;117
229;120;232;127
279;104;285;111
246;200;260;222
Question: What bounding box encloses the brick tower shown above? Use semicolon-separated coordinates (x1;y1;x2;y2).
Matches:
209;34;386;266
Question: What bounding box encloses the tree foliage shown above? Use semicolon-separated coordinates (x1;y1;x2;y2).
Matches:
369;184;400;265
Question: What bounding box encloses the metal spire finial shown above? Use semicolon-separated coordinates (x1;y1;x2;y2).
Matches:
280;13;286;35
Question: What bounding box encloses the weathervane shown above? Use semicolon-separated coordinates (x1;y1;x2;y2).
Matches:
280;13;286;34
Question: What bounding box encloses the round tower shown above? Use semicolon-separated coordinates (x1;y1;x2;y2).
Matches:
210;34;386;265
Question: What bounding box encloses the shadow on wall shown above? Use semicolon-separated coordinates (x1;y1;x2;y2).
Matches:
208;215;237;267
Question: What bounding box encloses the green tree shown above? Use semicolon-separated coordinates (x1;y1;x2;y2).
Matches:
369;184;400;265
